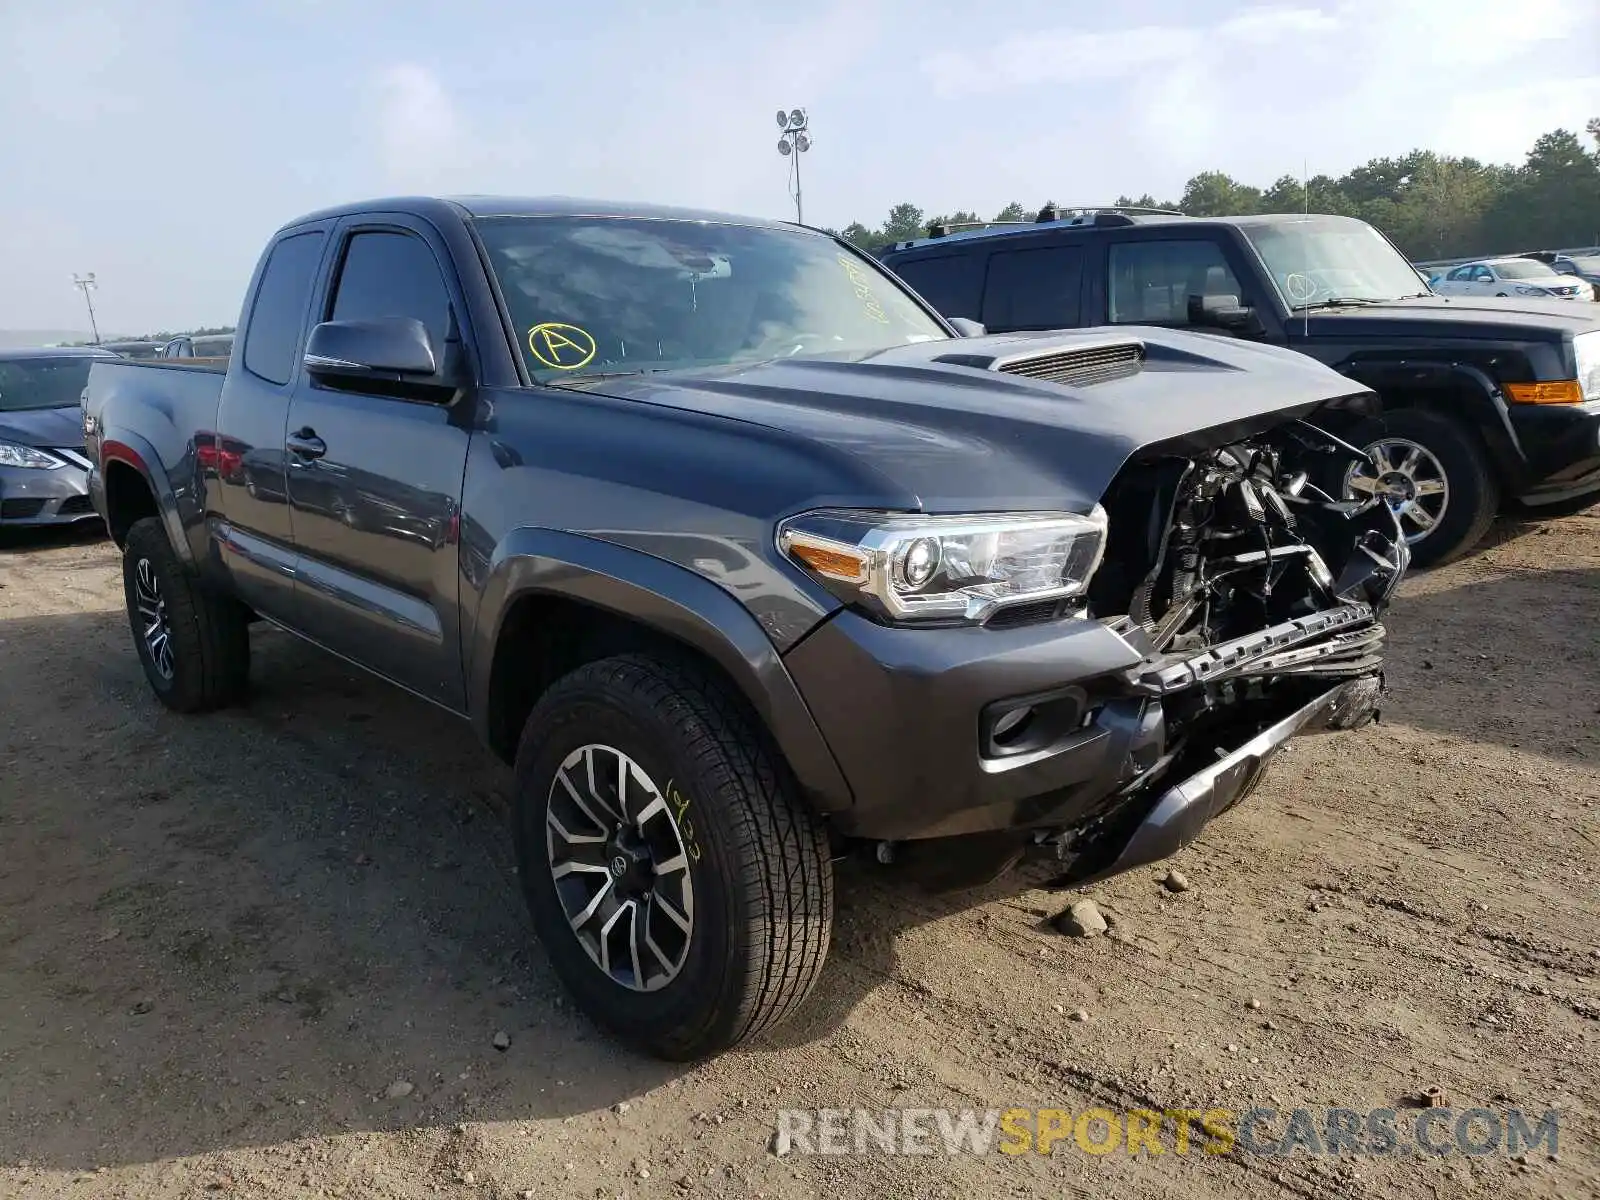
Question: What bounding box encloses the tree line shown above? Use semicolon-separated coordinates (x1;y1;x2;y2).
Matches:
833;121;1600;262
71;324;235;346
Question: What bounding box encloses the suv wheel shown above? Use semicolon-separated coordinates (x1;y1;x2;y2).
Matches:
121;516;251;711
1341;409;1499;569
512;654;833;1060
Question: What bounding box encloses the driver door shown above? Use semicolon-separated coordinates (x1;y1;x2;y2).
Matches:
282;217;473;709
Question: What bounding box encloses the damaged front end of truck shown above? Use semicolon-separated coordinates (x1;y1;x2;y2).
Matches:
1031;415;1409;887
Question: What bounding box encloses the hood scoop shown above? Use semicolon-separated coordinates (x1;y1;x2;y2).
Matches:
934;337;1147;388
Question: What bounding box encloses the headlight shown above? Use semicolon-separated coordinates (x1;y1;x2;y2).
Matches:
1575;332;1600;401
778;507;1108;624
0;442;64;470
1513;285;1551;297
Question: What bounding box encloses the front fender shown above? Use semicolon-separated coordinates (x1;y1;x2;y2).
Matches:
97;425;193;565
465;527;854;813
1339;358;1524;477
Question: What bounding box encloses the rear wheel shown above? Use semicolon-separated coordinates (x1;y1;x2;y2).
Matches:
121;517;251;711
511;654;833;1060
1341;409;1499;569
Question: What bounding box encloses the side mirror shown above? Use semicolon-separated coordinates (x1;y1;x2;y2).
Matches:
948;317;987;337
304;317;438;380
1187;294;1263;335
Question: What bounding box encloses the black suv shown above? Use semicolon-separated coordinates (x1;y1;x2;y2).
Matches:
880;210;1600;567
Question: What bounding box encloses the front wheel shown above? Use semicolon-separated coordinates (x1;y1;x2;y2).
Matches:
511;654;833;1059
1340;409;1500;569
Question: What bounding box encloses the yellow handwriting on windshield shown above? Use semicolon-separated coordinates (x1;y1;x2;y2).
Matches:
837;255;891;324
528;322;597;370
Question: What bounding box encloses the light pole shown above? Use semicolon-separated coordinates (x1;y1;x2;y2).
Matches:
776;108;811;225
72;273;102;344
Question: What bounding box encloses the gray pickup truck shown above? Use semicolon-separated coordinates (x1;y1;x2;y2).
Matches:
83;196;1407;1058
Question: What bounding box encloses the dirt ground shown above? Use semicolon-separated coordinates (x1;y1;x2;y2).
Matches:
1;505;1597;1200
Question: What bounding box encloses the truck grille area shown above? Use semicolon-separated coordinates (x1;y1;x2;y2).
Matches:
996;341;1144;387
1088;419;1407;772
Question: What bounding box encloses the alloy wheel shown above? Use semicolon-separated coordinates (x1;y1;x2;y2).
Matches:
546;743;695;992
1344;437;1449;546
133;557;174;680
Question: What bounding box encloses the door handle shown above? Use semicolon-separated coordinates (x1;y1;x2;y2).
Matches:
286;428;326;461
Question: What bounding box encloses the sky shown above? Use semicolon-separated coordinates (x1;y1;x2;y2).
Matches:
2;0;1596;334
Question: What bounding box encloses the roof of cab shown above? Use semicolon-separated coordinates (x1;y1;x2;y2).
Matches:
280;195;806;234
879;210;1370;258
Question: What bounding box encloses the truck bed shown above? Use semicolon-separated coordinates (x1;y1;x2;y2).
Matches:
83;357;227;461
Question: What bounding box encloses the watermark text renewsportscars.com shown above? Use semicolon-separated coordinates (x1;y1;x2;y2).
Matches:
772;1106;1561;1158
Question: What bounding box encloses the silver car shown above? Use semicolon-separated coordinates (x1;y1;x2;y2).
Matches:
0;347;115;528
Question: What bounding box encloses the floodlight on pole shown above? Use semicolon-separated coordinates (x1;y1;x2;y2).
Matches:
776;107;811;225
72;273;102;345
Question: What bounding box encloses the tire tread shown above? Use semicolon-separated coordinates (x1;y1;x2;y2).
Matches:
124;517;249;711
513;653;832;1057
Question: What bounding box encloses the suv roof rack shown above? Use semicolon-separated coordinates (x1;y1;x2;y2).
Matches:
890;205;1189;254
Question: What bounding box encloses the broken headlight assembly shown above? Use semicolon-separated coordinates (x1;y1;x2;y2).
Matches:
778;507;1108;625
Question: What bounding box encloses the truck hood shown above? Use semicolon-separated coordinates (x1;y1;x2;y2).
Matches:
570;328;1376;513
1289;294;1600;341
0;404;83;450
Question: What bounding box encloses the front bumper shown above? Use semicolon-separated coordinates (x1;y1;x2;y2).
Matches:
783;606;1384;845
0;461;98;527
1063;674;1380;886
1509;399;1600;505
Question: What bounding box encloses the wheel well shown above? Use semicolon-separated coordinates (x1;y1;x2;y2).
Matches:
484;594;759;765
104;460;159;547
1368;382;1505;470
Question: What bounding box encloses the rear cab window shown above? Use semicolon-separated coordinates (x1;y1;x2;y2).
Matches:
242;231;327;385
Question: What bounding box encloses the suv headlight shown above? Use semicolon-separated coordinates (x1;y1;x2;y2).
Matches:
1576;331;1600;401
778;507;1108;624
0;442;64;470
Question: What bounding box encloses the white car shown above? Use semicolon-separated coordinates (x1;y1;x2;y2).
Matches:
1432;257;1589;301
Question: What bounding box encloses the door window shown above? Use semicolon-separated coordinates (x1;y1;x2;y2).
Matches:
1107;241;1243;325
981;245;1084;330
328;231;452;355
242;231;326;385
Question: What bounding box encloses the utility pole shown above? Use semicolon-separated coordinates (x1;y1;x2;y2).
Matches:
776;108;811;225
72;273;101;344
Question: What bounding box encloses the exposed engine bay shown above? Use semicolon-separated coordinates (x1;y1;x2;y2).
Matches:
1092;418;1407;657
1040;417;1410;875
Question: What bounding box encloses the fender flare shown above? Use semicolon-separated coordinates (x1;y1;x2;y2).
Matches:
465;527;854;813
98;427;194;566
1338;358;1524;476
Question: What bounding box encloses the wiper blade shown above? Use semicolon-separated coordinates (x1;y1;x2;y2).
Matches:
548;368;662;383
1290;297;1385;311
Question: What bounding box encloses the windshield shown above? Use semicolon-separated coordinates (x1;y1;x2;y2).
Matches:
1239;215;1431;308
1493;260;1557;280
0;356;94;412
1564;257;1600;273
474;215;949;380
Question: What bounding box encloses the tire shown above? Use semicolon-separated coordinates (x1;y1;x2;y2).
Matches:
511;653;833;1060
1342;408;1500;569
121;516;250;712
